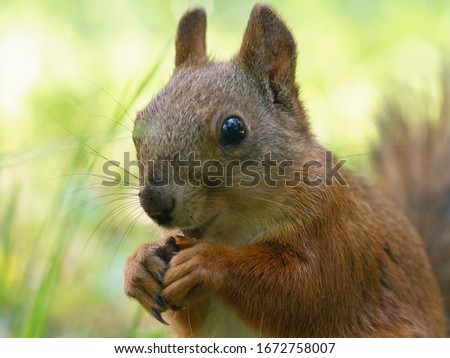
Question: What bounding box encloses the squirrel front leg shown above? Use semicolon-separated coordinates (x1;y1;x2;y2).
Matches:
124;236;197;324
163;240;313;337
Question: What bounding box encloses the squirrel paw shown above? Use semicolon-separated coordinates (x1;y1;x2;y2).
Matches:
162;243;224;308
124;236;196;324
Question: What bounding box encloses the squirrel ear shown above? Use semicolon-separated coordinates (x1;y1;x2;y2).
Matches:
175;8;208;69
237;5;298;103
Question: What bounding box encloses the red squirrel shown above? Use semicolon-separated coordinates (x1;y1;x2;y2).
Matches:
124;4;447;337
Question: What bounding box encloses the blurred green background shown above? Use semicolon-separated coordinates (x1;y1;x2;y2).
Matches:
0;0;449;337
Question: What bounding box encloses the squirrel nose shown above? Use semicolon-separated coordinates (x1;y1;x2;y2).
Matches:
139;186;175;227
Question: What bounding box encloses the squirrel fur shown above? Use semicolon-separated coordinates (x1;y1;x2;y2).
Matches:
124;4;448;337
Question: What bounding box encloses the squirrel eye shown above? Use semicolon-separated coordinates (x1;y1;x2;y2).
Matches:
219;117;246;147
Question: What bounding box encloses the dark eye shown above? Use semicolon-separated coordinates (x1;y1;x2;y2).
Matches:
219;117;246;147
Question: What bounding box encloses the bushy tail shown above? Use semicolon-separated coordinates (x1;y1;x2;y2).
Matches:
373;69;450;332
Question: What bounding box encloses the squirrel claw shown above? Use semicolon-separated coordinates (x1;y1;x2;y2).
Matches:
169;304;185;312
150;271;163;285
151;308;169;325
155;295;168;310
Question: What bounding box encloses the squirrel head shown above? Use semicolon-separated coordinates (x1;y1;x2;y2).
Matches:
134;5;315;244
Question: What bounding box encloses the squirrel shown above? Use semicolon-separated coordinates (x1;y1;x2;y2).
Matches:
124;4;448;337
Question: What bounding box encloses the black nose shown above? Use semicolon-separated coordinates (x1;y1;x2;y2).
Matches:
139;186;175;227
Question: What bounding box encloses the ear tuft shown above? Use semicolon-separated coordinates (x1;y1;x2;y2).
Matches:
237;4;298;104
175;8;208;69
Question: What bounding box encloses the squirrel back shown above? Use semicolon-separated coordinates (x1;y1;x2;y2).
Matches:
373;72;450;332
125;4;447;337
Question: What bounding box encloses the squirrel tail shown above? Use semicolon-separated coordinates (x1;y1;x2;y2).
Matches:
372;69;450;333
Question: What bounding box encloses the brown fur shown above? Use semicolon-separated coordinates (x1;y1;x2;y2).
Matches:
373;71;450;333
124;5;446;337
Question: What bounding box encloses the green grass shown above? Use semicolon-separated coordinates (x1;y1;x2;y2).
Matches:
0;0;449;337
0;38;171;337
